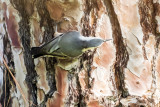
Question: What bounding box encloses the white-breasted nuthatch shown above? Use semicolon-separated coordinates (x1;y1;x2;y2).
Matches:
31;31;112;59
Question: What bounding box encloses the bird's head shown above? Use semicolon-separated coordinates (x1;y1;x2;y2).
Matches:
80;36;112;52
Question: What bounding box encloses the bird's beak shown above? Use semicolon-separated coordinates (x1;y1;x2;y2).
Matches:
103;39;112;42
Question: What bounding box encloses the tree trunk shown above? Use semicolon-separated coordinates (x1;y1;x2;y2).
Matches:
0;0;160;107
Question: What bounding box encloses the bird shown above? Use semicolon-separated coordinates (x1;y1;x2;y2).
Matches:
31;31;112;59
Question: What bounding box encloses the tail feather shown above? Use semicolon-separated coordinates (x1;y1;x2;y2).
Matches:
31;47;44;58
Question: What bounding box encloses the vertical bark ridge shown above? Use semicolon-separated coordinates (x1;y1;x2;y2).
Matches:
1;24;14;107
10;0;38;106
139;0;157;101
103;0;129;99
36;0;57;106
154;3;160;100
139;0;156;61
81;0;99;89
79;0;99;106
19;11;38;107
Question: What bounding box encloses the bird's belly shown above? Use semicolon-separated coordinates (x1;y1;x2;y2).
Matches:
61;48;82;57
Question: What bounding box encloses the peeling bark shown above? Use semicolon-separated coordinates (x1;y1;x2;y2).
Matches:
1;24;13;107
10;0;38;106
1;0;160;106
36;0;57;106
103;0;129;98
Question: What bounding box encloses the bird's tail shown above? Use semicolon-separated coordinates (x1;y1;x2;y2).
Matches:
31;47;44;58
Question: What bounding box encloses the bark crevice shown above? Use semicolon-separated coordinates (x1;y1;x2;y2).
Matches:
139;0;158;102
78;0;99;106
36;0;57;105
103;0;129;99
10;0;38;106
1;24;14;107
19;14;38;107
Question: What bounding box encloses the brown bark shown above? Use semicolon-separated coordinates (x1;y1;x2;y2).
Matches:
0;0;160;107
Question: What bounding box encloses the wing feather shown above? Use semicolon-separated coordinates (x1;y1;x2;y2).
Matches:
40;34;63;53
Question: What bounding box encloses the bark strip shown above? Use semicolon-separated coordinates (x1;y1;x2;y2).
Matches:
36;0;57;105
1;24;13;107
79;0;99;106
139;0;158;100
10;0;38;106
139;0;156;60
103;0;129;98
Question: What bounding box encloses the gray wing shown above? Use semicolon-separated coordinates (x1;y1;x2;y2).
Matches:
40;34;63;54
31;34;69;58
